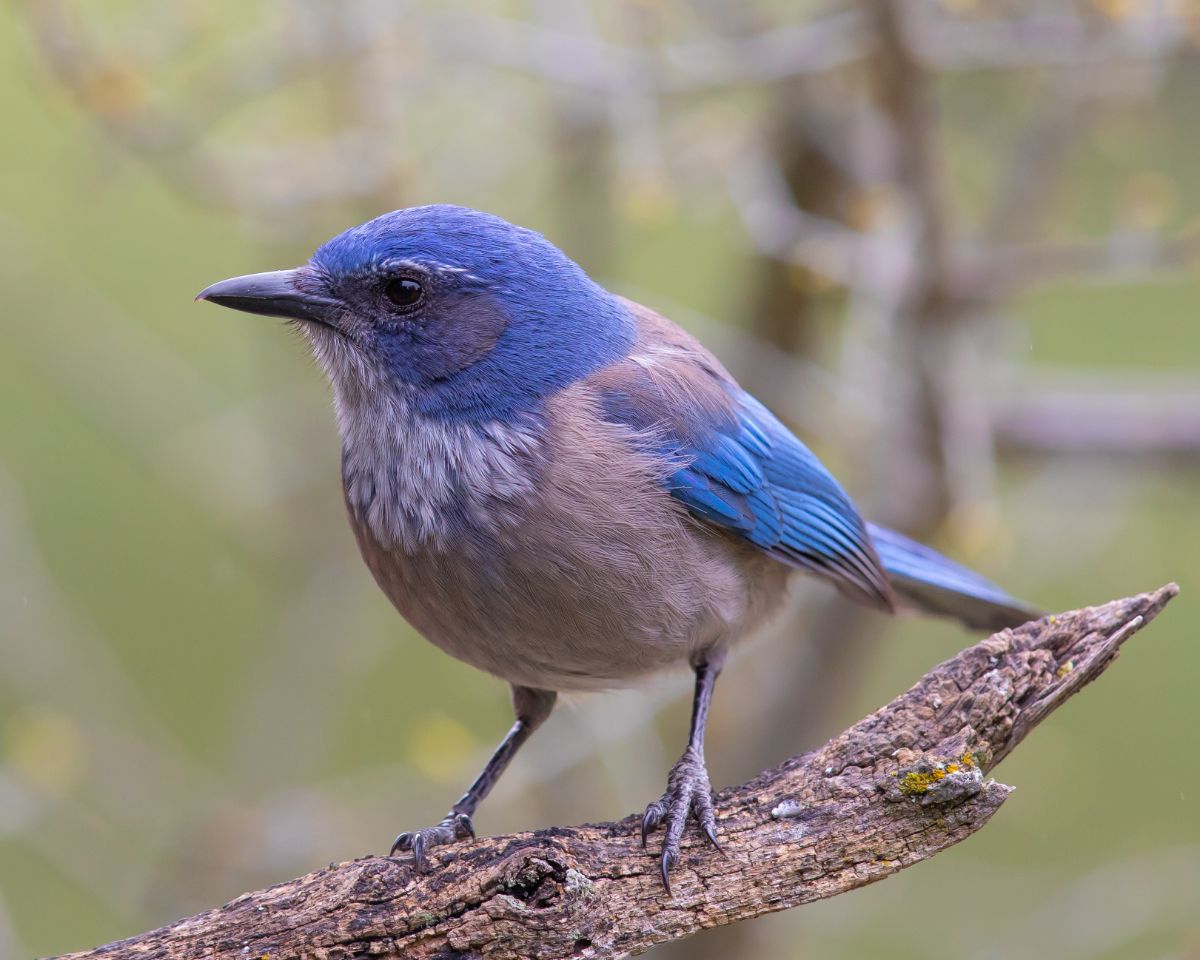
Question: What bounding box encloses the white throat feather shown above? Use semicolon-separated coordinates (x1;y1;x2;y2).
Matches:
309;329;545;553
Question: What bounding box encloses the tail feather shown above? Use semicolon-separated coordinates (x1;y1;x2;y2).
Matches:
866;522;1041;632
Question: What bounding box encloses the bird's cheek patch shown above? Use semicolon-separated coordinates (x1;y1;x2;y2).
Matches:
414;294;508;380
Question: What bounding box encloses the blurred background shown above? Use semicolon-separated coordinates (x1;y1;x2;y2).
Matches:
1;1;1197;957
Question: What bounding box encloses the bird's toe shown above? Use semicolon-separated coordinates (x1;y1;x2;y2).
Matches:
641;800;667;847
641;747;721;893
389;812;475;871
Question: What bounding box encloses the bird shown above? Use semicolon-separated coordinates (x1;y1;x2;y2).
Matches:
197;204;1037;892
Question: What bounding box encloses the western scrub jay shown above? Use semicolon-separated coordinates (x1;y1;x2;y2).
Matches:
197;204;1036;891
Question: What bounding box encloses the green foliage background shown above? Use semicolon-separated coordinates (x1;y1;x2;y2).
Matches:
1;4;1196;957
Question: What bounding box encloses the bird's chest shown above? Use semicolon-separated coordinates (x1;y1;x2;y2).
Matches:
340;413;575;679
341;412;543;554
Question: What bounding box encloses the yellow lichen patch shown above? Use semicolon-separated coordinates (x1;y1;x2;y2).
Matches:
1056;659;1075;678
896;752;977;797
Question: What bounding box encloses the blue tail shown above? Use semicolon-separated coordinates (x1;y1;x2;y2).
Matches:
867;523;1040;631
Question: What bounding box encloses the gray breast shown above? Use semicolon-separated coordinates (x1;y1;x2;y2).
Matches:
340;388;792;691
340;393;544;554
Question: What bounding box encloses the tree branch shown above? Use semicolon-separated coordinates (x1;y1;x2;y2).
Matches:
57;586;1177;960
996;387;1200;462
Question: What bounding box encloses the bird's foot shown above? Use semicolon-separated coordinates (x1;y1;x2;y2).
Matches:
641;746;721;893
389;812;474;871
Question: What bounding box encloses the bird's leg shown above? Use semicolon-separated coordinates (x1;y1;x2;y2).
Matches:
390;685;556;871
641;650;725;893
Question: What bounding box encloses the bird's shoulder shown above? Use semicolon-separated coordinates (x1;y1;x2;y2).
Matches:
584;297;741;440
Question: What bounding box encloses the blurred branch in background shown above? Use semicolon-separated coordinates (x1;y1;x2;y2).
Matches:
5;1;1199;957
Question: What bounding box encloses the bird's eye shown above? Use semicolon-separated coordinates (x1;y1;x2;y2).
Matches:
383;277;423;308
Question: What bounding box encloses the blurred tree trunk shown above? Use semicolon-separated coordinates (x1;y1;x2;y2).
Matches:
738;79;850;389
551;92;616;276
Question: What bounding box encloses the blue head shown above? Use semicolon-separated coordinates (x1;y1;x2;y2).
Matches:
197;205;635;421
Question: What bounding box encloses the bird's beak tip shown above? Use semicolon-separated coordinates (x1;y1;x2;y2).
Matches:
194;275;242;304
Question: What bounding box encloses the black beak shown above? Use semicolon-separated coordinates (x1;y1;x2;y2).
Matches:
195;269;337;325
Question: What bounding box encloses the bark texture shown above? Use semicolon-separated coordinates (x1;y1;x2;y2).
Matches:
59;585;1177;960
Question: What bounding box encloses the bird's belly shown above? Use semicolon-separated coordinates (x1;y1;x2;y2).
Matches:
356;518;790;692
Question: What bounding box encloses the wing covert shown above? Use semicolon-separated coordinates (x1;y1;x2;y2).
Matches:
592;354;893;610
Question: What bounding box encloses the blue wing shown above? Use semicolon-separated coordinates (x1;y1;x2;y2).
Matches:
595;359;894;610
590;301;1038;627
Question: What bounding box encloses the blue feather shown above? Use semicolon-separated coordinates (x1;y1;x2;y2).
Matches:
598;375;892;609
867;523;1040;630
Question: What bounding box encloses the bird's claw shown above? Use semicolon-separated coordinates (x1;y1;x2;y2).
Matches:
640;746;720;895
389;812;475;871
